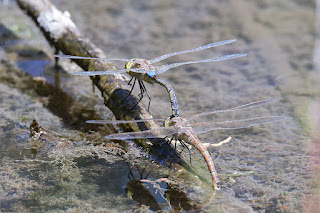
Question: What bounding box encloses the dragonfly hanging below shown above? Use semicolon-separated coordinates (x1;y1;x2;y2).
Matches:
86;99;284;190
55;39;246;117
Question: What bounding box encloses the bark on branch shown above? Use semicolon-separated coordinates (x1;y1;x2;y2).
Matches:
16;0;161;148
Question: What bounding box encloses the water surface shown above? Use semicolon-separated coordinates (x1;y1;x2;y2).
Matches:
0;0;316;212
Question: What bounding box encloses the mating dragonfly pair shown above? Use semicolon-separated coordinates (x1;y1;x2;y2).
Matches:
55;39;283;190
56;39;244;117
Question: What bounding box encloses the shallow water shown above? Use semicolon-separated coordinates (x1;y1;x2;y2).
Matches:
0;0;317;212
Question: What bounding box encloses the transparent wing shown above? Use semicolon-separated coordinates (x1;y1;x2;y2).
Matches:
192;116;285;134
54;54;130;62
86;118;166;124
155;53;247;74
72;68;148;76
104;126;179;140
149;39;237;64
188;99;276;120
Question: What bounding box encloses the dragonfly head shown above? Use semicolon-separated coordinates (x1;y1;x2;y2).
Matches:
164;117;171;127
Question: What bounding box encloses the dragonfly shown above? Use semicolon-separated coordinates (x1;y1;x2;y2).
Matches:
55;39;246;117
86;99;284;190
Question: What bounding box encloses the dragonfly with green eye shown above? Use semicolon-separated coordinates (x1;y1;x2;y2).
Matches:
55;39;246;117
86;99;284;190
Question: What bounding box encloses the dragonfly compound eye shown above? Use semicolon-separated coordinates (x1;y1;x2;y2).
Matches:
125;61;132;69
146;71;156;78
125;58;138;69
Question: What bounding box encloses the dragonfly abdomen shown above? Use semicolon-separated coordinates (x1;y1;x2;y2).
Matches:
184;130;220;190
155;78;179;117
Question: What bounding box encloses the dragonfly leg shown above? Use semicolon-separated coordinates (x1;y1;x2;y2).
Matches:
178;140;192;165
138;80;151;111
145;89;151;112
166;136;175;147
127;80;145;111
125;78;142;111
137;80;146;100
129;80;152;111
128;76;134;86
125;77;136;100
173;138;177;150
167;136;192;165
124;78;138;111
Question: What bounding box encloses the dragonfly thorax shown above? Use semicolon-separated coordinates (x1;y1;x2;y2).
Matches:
125;58;157;84
164;116;192;141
